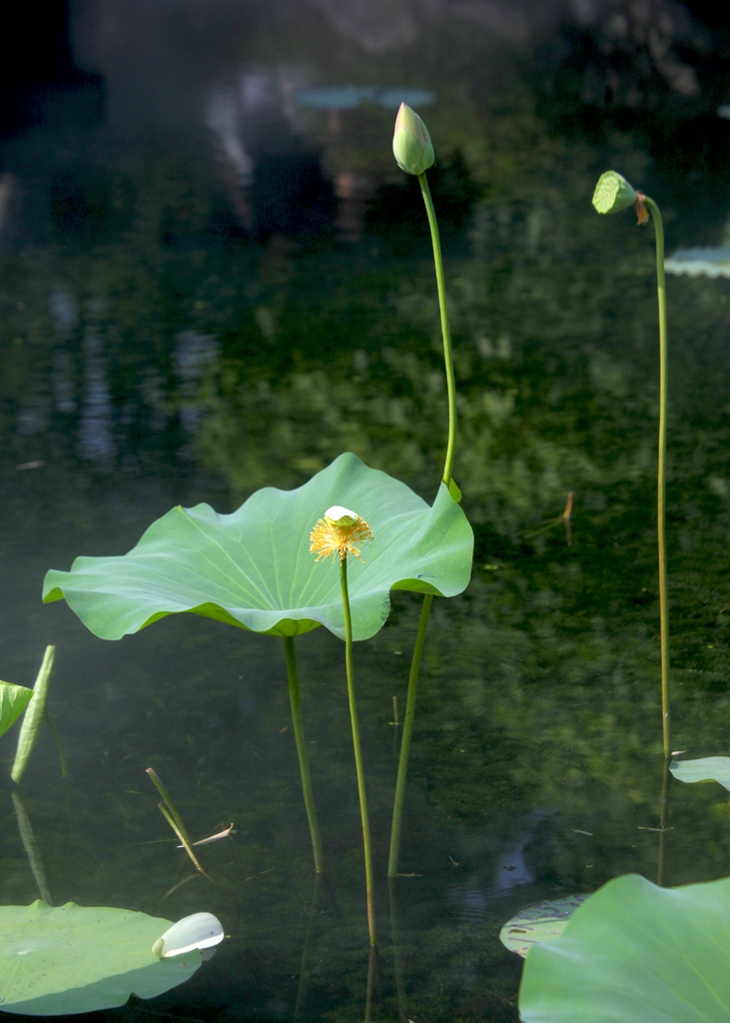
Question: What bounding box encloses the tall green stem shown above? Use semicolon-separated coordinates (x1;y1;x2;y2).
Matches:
284;635;325;873
386;172;457;878
644;196;670;759
418;172;456;486
387;594;433;876
340;556;377;947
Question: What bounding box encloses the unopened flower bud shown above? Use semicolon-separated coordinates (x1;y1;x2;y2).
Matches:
592;171;638;215
392;102;435;176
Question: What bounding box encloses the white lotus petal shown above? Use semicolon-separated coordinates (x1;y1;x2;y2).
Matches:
324;505;359;521
152;912;224;958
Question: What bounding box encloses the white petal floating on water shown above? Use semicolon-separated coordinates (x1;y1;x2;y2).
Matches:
664;248;730;279
152;912;224;959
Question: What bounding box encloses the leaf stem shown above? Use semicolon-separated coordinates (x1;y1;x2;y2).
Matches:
146;767;192;847
340;556;377;947
418;172;457;486
11;645;55;784
387;593;433;876
644;196;670;759
284;635;325;873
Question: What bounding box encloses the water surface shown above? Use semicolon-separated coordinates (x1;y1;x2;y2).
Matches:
2;6;730;1020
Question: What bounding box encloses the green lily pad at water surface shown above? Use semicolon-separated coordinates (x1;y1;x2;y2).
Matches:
670;756;730;792
499;894;589;958
519;873;730;1023
43;453;473;641
0;680;33;741
0;901;201;1015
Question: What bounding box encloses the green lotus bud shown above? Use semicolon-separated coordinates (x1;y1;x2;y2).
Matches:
392;102;435;176
592;171;638;214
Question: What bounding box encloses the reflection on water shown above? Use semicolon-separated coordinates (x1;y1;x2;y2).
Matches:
2;3;730;1020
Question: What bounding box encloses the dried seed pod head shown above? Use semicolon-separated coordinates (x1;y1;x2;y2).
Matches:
392;102;435;176
592;171;638;215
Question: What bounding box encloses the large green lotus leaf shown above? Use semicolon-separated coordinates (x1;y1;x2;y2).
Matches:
500;894;589;958
670;756;730;792
43;453;473;641
0;901;200;1016
0;680;33;741
519;873;730;1023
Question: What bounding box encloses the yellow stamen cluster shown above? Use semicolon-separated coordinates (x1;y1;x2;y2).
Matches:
309;505;373;562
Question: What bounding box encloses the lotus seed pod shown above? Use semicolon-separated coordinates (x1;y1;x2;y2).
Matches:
324;505;360;527
151;912;224;958
392;102;435;176
592;171;638;214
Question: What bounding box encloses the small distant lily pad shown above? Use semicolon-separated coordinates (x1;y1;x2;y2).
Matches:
664;248;730;279
0;901;201;1016
295;86;376;109
670;756;730;792
500;894;590;958
294;86;435;111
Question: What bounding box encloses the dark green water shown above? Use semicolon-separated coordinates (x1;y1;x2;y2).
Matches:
3;12;730;1021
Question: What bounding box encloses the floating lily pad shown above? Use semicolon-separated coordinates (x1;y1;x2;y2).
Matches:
375;88;436;109
499;894;589;958
43;453;473;642
519;873;730;1023
664;248;730;278
0;901;201;1016
670;756;730;792
0;680;33;741
295;86;376;109
294;86;435;111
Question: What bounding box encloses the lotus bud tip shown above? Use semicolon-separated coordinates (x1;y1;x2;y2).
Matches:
392;102;435;176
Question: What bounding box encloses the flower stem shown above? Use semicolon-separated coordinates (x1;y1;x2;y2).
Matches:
385;174;456;879
418;172;457;486
387;593;433;877
340;556;378;947
284;635;325;873
644;196;670;759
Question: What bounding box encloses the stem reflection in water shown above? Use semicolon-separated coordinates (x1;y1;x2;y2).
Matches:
284;635;325;873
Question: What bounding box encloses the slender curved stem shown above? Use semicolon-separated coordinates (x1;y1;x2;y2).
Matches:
387;594;433;876
418;172;457;486
340;556;377;947
385;173;457;879
284;635;325;873
644;196;670;759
